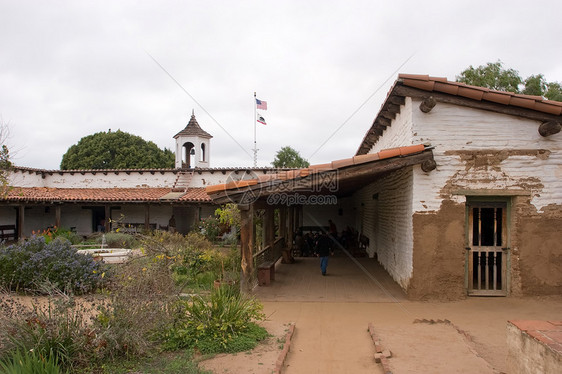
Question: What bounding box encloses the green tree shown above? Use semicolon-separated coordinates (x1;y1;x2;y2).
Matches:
522;74;547;96
272;146;310;168
456;60;522;93
544;81;562;101
0;123;11;197
456;61;562;101
60;130;175;169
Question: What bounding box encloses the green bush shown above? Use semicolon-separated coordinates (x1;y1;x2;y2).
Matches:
33;226;83;245
98;232;137;248
0;236;106;294
32;227;82;245
163;285;267;353
139;231;232;291
0;349;66;374
198;216;221;243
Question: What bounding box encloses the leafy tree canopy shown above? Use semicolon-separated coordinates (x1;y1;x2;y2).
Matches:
456;61;562;101
60;130;174;170
271;146;310;168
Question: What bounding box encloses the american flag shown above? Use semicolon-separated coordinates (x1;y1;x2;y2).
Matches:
256;98;267;110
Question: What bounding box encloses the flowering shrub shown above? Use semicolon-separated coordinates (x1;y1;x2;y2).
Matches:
198;216;221;243
32;226;82;245
0;236;105;294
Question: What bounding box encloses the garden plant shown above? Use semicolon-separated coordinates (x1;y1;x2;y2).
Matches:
0;229;265;373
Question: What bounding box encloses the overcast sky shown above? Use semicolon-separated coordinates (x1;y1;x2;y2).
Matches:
1;1;561;170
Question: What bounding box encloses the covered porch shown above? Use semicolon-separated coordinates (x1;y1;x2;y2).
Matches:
205;144;436;294
253;251;407;302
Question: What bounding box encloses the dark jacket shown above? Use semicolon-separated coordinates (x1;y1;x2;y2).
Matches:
316;234;332;257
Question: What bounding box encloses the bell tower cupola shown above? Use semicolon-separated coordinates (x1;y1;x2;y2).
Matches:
173;110;213;169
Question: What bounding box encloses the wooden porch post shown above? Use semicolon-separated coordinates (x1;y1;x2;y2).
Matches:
279;207;287;241
295;205;302;229
264;206;275;249
104;205;110;232
55;205;61;228
17;205;24;239
144;205;150;231
239;204;254;293
279;206;294;264
288;206;294;248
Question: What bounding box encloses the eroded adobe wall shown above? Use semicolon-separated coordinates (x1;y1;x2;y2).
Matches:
408;199;466;300
511;198;562;296
405;102;562;299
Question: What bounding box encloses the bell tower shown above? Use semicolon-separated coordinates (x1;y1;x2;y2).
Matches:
173;111;213;169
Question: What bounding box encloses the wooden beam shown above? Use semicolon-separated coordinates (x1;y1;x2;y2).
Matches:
55;205;61;228
210;150;435;203
393;85;562;123
104;205;110;232
337;151;434;181
17;205;24;239
388;95;405;106
144;205;150;230
288;206;294;250
376;117;391;128
421;158;437;172
419;96;437;113
279;207;287;241
380;110;396;120
386;103;401;114
538;121;562;137
264;207;275;249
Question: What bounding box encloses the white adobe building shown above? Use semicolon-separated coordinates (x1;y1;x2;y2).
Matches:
2;74;561;300
205;74;562;300
0;113;275;238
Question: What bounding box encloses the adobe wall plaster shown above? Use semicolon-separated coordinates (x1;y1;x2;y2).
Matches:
365;99;562;298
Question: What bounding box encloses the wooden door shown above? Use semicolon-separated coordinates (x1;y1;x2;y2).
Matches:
467;202;508;296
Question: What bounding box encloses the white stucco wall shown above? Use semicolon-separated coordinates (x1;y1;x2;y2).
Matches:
352;167;414;288
368;97;414;153
410;101;562;212
364;99;562;214
8;168;277;189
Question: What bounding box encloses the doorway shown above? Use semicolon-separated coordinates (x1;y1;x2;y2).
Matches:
466;201;509;296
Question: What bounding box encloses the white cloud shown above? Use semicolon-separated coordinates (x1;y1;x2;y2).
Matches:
1;0;561;169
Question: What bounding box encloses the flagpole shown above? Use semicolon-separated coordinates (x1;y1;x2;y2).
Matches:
253;92;258;167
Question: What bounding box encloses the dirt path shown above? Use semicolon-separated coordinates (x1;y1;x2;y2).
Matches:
260;297;561;374
202;254;561;373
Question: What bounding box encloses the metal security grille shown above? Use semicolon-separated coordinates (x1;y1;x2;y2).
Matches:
467;203;508;296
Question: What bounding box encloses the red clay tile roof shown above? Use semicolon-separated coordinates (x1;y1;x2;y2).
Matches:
173;113;213;139
4;187;211;203
398;74;562;115
356;74;562;155
205;144;427;195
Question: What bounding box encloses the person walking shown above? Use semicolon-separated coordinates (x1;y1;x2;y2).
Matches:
315;232;332;276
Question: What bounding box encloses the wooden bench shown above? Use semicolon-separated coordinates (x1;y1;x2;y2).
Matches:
257;260;277;286
0;225;16;242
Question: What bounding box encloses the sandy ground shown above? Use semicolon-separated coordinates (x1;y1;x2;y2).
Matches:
200;255;562;374
200;296;562;374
